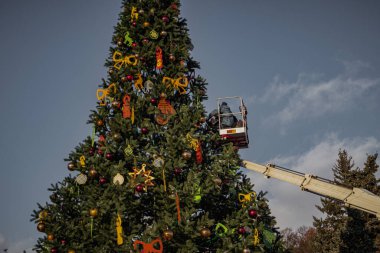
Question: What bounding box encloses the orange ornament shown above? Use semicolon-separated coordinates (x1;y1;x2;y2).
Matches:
155;97;175;125
133;238;163;253
122;95;131;118
156;46;163;70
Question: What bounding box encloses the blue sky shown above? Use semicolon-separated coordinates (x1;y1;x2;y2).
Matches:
1;0;380;251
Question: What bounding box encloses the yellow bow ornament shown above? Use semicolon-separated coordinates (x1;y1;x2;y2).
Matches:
96;83;116;106
112;51;138;70
162;76;188;94
238;191;257;206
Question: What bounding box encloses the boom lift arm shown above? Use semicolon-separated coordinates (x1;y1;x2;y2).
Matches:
242;160;380;218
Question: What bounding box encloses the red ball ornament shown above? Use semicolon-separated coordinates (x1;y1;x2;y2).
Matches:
106;153;113;160
60;239;67;245
127;74;134;81
248;209;258;218
121;76;128;82
238;226;246;235
141;127;149;134
162;16;169;23
142;38;149;44
97;149;103;155
132;21;137;27
135;184;144;192
150;98;157;104
89;147;95;156
99;177;107;185
174;167;182;175
51;247;58;253
132;42;138;48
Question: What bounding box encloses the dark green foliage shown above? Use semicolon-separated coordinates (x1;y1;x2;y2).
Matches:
31;0;282;252
313;150;380;253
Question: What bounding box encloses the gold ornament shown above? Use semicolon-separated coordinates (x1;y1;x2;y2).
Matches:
88;168;98;179
153;157;164;168
124;144;133;157
200;228;211;238
113;173;125;185
149;30;159;39
163;229;174;240
243;249;251;253
37;222;45;232
68;250;76;253
182;150;192;160
79;155;86;168
67;162;76;171
39;210;48;220
128;164;155;191
143;21;150;27
89;208;98;218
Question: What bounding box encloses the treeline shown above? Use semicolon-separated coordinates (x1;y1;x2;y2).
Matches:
281;150;380;253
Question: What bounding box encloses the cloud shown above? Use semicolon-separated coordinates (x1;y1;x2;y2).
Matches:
0;233;8;250
247;134;380;230
258;62;380;124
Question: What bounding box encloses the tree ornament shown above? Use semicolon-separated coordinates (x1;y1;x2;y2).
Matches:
155;95;176;125
149;30;159;40
89;147;95;156
153;156;164;168
143;21;150;27
162;16;169;23
112;51;138;70
144;80;154;92
88;168;98;178
163;229;174;240
60;239;67;245
99;177;107;185
127;74;134;81
134;73;143;90
121;76;128;82
96;83;116;106
175;192;181;222
108;68;114;75
79;155;86;168
243;249;251;253
131;21;137;27
47;234;54;241
150;98;157;104
141;127;149;134
89;208;98;218
135;184;144;193
106;153;113;160
138;9;144;15
122;95;134;123
131;7;139;21
156;46;163;70
75;173;87;185
160;30;168;37
238;191;257;207
97;148;103;155
113;133;122;142
37;222;45;232
38;210;48;220
248;209;258;218
117;40;123;47
124;31;133;46
129;164;155;191
124;144;133;157
162;76;189;94
182;150;192;160
96;119;104;127
174;167;182;175
112;100;120;108
169;54;175;62
68;249;76;253
67;162;75;171
113;173;124;185
149;8;155;15
116;214;123;245
133;238;163;253
142;38;149;45
238;226;246;235
51;247;58;253
171;3;178;10
200;228;211;238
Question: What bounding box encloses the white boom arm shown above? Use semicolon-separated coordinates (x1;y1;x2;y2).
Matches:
242;160;380;218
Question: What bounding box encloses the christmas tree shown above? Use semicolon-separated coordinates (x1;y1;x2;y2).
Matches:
31;1;282;252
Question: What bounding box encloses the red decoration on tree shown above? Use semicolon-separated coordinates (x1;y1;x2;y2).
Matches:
99;177;107;185
196;142;203;164
135;184;144;192
106;153;113;160
248;209;257;218
238;226;246;235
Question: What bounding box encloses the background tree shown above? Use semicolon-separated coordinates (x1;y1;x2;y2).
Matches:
281;226;316;253
313;150;380;253
31;0;282;252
